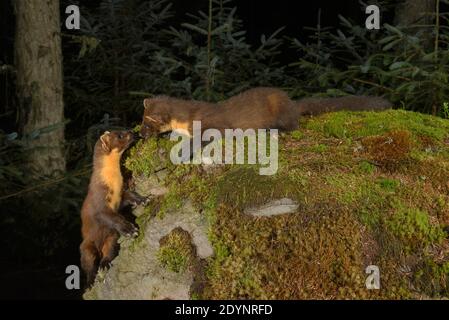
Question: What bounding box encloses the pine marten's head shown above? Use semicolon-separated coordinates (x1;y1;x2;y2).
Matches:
96;130;135;155
140;98;172;138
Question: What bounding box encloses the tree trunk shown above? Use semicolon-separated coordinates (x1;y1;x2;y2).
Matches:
14;0;66;178
395;0;436;26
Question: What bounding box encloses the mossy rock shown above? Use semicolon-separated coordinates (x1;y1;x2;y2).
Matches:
157;227;196;273
88;110;449;300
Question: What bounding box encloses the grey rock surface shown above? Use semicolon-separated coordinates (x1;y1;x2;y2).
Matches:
84;200;213;300
244;198;299;217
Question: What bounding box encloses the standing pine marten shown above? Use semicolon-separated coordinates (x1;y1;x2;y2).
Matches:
140;87;391;138
80;130;146;288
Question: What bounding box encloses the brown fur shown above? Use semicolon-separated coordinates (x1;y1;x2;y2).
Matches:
80;130;144;288
140;87;392;138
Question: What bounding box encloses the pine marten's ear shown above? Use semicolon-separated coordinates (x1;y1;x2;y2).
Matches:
100;131;111;153
143;98;152;109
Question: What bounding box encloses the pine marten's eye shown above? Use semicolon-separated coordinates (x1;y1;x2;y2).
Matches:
118;133;124;139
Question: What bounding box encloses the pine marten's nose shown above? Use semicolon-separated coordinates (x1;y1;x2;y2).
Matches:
131;130;141;140
138;130;146;139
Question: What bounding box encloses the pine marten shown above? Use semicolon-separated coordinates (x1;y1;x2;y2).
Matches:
80;130;146;287
140;87;391;138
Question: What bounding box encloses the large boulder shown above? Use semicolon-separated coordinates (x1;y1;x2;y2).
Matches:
85;110;449;299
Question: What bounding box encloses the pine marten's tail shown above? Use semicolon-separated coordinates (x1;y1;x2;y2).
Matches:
296;96;392;116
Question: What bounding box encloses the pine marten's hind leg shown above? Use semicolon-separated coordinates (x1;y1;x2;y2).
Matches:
99;232;119;270
80;240;100;288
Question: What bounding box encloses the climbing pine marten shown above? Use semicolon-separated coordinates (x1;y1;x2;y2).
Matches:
140;87;392;138
80;130;146;288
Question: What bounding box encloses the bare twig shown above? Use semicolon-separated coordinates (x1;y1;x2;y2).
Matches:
0;167;91;201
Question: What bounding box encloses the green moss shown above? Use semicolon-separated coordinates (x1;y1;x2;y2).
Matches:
377;178;399;192
357;161;376;174
290;130;304;140
306;110;449;143
215;166;304;210
385;203;445;249
157;188;183;218
190;292;201;300
325;173;387;206
157;246;188;273
358;207;382;229
132;124;141;133
309;143;328;153
414;259;449;297
130;216;150;249
157;228;195;273
125;138;177;176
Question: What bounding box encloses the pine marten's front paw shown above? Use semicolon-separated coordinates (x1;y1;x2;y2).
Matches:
130;195;149;207
117;221;139;238
123;191;150;208
137;196;151;207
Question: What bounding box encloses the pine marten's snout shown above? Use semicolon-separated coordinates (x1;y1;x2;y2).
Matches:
101;130;135;153
121;130;135;150
140;120;160;139
140;101;169;139
139;125;149;139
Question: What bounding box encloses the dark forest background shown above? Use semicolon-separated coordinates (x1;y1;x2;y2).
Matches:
1;0;448;299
